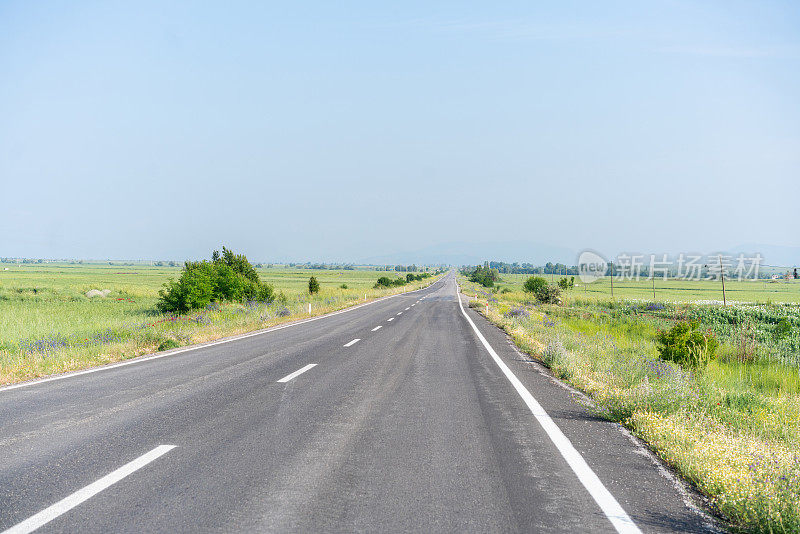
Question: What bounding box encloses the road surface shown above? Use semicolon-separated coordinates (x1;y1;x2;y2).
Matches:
0;272;718;533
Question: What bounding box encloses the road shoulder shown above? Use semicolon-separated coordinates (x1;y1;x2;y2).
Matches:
457;292;725;534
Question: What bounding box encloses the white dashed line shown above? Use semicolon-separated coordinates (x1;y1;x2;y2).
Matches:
405;307;410;311
343;339;360;347
4;445;176;534
277;364;317;383
387;318;394;322
371;326;382;331
397;312;402;316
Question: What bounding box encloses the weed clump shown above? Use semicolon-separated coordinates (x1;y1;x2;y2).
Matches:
656;320;718;369
157;338;180;351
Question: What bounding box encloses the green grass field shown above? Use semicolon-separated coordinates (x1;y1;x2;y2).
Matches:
0;263;437;385
491;274;800;304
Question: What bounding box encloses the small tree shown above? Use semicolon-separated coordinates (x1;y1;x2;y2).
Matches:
308;276;320;294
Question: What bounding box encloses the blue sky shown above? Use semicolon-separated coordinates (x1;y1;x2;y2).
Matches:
1;1;798;263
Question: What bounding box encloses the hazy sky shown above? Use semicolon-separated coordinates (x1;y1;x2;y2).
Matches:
2;1;798;262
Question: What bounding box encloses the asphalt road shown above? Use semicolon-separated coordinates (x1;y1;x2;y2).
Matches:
0;272;719;533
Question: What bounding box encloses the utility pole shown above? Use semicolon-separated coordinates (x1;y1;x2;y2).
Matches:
719;255;727;306
652;275;656;301
610;261;614;300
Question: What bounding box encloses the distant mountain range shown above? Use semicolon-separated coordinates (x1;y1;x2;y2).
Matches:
729;244;800;268
358;241;799;268
360;241;578;267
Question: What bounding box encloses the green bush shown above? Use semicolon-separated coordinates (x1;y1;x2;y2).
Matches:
157;263;215;313
523;276;547;294
775;318;793;339
523;277;561;304
340;283;348;289
375;276;393;288
157;247;274;313
656;320;719;369
308;276;320;294
535;284;562;304
375;276;407;288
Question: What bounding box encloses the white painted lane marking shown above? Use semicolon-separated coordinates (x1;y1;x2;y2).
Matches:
0;274;447;394
371;326;382;331
343;339;360;347
277;364;317;383
405;307;410;311
397;312;402;316
387;318;394;322
455;282;641;534
3;445;176;534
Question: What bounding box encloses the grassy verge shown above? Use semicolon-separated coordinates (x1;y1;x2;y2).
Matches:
459;275;800;533
0;265;440;385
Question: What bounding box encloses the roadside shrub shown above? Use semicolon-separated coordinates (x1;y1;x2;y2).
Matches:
535;284;562;305
656;320;719;369
375;276;393;288
523;276;547;294
157;247;274;313
157;263;215;313
308;276;320;294
340;283;348;289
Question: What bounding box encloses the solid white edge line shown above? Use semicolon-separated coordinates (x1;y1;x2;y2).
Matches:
343;338;360;347
277;363;317;383
3;445;176;534
0;275;447;394
455;280;641;534
371;326;382;331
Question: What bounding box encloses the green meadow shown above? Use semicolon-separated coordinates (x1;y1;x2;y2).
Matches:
492;274;800;305
0;263;436;385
